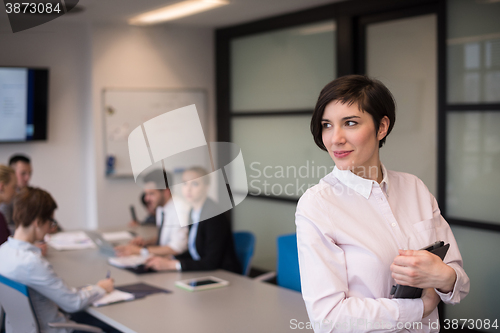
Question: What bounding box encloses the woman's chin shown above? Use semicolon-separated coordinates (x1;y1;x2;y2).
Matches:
332;160;354;171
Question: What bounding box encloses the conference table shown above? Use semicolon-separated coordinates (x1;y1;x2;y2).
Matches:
46;230;311;333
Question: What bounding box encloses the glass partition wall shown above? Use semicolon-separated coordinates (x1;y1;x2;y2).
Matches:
229;21;336;270
444;0;500;330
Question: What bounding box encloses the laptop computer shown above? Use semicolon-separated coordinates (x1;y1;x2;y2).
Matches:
87;231;157;274
85;231;116;257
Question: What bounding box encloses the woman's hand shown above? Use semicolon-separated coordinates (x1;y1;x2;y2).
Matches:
97;278;114;293
390;249;456;293
145;256;178;271
421;288;440;318
34;241;47;256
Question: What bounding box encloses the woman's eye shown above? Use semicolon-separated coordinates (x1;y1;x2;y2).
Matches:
346;121;357;126
321;122;331;129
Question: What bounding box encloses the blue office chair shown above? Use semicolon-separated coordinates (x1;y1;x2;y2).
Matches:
276;233;301;292
233;231;256;276
255;233;301;292
0;274;103;333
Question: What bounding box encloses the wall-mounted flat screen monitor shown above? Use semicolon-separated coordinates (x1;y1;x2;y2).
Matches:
0;67;49;142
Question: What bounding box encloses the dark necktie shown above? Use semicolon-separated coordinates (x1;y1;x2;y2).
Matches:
156;211;165;246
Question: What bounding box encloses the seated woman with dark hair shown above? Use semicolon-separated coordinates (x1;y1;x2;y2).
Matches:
0;187;116;333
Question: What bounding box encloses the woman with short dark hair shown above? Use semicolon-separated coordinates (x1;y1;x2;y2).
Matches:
296;75;469;332
0;187;115;333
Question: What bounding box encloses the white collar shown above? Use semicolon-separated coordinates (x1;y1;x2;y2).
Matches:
156;199;171;214
7;237;42;254
191;207;202;224
332;163;390;199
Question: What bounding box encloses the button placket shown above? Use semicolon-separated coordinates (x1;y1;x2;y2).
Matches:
373;185;406;248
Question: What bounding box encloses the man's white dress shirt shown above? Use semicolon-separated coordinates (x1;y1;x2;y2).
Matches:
156;199;188;254
295;164;469;333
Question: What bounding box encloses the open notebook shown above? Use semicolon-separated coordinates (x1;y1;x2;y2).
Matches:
92;290;135;307
108;255;147;268
108;255;157;274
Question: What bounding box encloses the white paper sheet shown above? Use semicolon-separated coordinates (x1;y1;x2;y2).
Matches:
47;231;96;251
92;290;135;307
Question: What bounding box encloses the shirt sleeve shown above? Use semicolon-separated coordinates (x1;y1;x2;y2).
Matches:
430;195;470;305
27;255;106;313
296;191;423;333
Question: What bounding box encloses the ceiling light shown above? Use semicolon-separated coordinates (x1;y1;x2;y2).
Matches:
129;0;229;26
297;22;336;35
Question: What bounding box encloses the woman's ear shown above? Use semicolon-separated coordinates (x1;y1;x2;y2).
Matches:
377;116;390;141
32;218;41;229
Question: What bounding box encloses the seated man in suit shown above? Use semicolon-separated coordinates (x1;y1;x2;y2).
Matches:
115;169;188;257
145;167;241;274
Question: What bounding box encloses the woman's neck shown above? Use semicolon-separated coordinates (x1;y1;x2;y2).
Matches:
13;226;36;244
351;163;383;184
192;197;207;212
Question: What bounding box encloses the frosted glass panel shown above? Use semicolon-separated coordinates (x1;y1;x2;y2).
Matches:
232;197;297;270
447;0;500;103
231;21;336;112
232;116;334;199
446;225;500;332
366;14;437;195
447;112;500;225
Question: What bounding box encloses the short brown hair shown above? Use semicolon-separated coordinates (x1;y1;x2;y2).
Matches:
311;75;396;150
13;187;57;229
0;165;15;185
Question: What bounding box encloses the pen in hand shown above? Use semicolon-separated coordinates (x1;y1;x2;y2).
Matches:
97;271;114;293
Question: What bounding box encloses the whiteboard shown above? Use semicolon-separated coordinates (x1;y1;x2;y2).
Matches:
103;88;208;177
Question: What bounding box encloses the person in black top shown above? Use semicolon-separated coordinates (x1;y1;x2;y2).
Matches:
145;166;241;274
0;165;16;245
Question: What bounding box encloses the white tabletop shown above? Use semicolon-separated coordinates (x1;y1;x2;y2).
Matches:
47;241;310;333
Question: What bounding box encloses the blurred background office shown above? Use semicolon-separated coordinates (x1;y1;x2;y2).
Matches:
0;0;499;331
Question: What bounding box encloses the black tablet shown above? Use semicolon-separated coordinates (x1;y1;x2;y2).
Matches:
125;264;157;275
390;241;450;299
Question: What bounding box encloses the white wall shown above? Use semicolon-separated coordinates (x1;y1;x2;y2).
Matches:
91;23;215;228
0;16;215;230
0;18;93;230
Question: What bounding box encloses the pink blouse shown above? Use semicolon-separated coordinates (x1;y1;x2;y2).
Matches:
295;165;469;332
